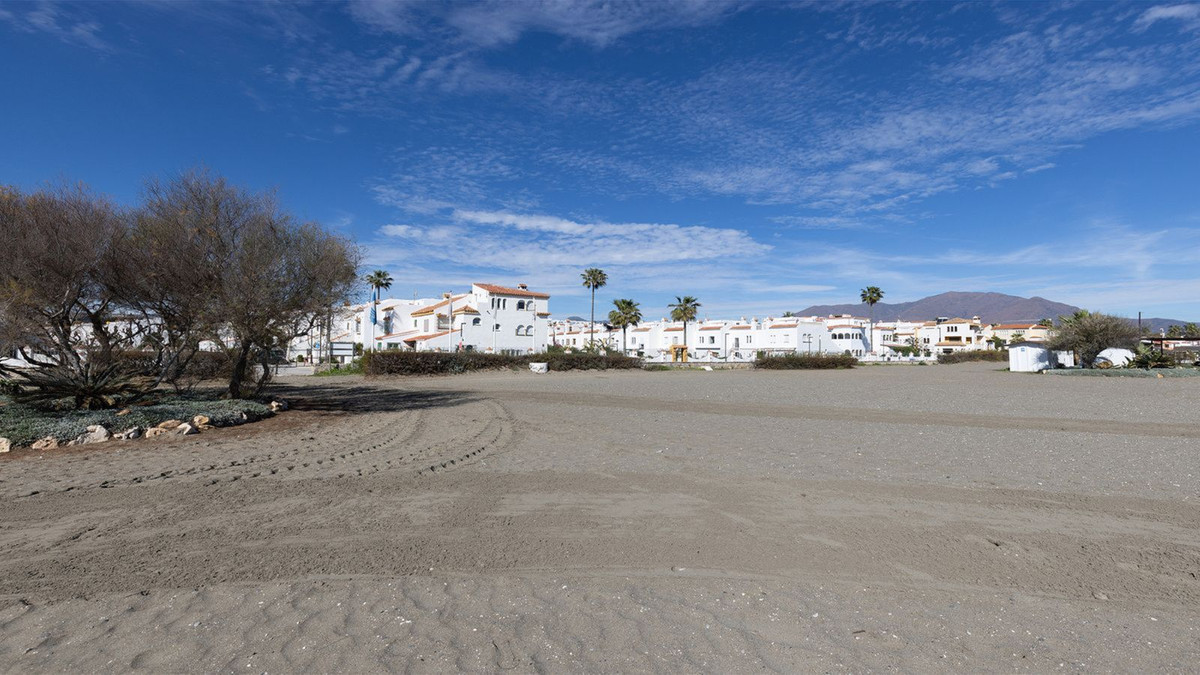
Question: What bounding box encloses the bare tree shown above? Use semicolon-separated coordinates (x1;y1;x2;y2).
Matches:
0;184;148;408
1;172;362;405
147;171;361;398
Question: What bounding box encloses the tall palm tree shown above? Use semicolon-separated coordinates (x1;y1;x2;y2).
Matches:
860;286;884;353
668;295;701;361
364;270;393;350
609;298;642;354
581;267;608;351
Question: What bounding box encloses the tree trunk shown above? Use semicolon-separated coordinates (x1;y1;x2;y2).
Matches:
683;320;688;361
227;341;253;399
623;326;627;354
589;288;595;352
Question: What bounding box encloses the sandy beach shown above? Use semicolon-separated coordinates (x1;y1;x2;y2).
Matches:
2;362;1198;672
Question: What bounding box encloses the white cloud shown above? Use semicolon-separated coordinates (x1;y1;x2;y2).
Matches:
1;1;110;51
348;0;742;47
1134;4;1200;30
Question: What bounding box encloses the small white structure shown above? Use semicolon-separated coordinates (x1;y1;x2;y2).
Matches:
1095;348;1135;368
529;362;548;374
1009;341;1056;372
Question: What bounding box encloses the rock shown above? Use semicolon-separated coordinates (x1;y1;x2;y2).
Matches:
269;400;288;412
0;437;10;453
32;436;60;451
192;415;210;428
156;419;183;430
116;408;132;416
70;425;111;446
174;423;200;436
1092;590;1109;600
114;427;143;440
144;427;171;438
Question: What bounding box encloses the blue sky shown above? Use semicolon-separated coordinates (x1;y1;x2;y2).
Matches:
3;1;1200;320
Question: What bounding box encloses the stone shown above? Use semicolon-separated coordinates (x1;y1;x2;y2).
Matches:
0;437;10;453
70;425;111;446
174;423;200;436
32;436;60;451
114;427;143;440
144;427;171;438
116;408;132;416
156;419;183;430
269;400;288;412
192;415;210;427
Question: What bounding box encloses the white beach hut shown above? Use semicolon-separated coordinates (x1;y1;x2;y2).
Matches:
1009;341;1056;372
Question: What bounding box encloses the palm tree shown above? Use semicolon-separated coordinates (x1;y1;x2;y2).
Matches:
860;286;884;353
364;270;394;350
609;298;642;354
581;267;608;351
668;295;701;361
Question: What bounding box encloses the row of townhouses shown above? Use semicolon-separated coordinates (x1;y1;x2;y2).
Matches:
550;315;1056;362
286;276;1069;363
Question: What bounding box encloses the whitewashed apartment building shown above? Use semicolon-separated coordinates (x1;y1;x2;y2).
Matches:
289;283;551;361
551;313;1045;361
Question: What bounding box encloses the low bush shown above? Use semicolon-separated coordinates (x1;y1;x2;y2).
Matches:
364;351;527;376
541;352;642;371
937;350;1009;364
755;353;857;369
0;395;272;447
363;351;643;376
315;359;366;376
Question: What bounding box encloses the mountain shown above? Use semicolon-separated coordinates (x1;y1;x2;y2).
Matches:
797;292;1079;324
797;291;1194;329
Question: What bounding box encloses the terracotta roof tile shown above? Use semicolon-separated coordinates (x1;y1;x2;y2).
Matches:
474;283;550;299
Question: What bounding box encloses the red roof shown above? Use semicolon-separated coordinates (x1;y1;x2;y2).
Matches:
730;325;752;330
405;330;454;342
411;294;470;317
474;283;550;299
992;323;1042;330
699;325;723;331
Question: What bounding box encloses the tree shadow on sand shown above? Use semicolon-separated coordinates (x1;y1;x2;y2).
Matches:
270;383;480;415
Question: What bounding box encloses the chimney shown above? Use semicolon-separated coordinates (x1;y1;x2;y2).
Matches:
517;283;528;290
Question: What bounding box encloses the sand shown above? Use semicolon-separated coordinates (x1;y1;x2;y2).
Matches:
1;363;1198;671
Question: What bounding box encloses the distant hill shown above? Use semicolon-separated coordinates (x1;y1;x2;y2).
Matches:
796;291;1193;329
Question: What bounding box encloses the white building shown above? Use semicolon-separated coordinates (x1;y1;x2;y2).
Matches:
293;283;552;361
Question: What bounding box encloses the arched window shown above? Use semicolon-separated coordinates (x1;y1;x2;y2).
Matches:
525;325;533;336
516;300;526;310
472;317;481;326
515;325;523;336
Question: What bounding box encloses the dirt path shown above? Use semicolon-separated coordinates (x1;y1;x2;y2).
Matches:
2;365;1198;671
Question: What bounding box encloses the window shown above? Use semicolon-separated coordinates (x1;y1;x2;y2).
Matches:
516;300;525;310
472;317;481;326
515;326;523;336
746;336;752;344
494;323;501;331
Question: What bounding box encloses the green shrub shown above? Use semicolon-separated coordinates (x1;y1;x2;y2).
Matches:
0;395;272;447
363;351;642;376
541;352;642;371
937;350;1009;364
1128;346;1174;369
755;353;857;369
315;358;366;376
364;351;526;376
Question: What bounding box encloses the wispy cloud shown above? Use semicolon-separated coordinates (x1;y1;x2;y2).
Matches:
1134;4;1200;31
0;0;110;51
348;0;743;47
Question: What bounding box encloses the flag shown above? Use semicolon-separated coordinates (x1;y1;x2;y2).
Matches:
370;304;377;326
